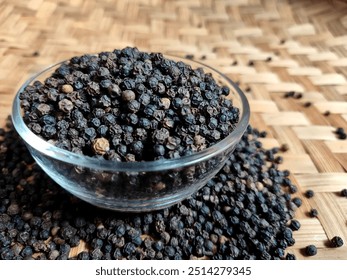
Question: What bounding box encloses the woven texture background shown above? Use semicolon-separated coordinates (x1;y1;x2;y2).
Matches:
0;0;347;259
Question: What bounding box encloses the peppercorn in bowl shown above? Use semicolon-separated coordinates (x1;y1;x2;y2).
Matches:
12;48;250;212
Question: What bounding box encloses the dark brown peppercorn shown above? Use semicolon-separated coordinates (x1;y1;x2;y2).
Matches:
294;93;303;99
248;60;254;66
341;189;347;197
280;143;289;152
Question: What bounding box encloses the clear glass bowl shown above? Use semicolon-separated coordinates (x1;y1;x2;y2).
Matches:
12;55;250;212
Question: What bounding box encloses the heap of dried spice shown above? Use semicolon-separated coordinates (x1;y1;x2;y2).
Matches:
20;47;239;161
1;118;302;260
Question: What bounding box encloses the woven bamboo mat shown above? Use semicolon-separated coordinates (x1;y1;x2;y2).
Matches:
0;0;347;260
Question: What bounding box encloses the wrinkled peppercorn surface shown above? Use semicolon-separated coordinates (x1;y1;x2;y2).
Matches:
20;47;240;161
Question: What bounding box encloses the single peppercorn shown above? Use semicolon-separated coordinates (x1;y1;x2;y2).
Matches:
285;253;296;260
58;99;74;113
338;133;347;140
61;84;73;94
305;245;317;256
280;144;289;152
336;127;345;135
305;190;314;198
292;197;302;207
309;209;318;218
330;236;344;248
284;91;295;98
92;138;110;155
121;90;136;102
341;189;347;197
294;93;303;99
335;127;347;140
289;219;301;231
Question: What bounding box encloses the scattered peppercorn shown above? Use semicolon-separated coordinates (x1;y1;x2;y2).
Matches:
309;209;318;218
330;236;344;248
284;91;295;98
280;143;289;152
294;93;303;99
339;133;347;140
305;190;314;198
323;111;330;116
290;219;301;231
303;102;312;108
341;189;347;197
305;245;317;256
285;253;296;260
335;127;347;140
292;197;302;207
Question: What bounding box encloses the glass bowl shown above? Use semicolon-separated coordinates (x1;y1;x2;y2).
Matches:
11;55;250;212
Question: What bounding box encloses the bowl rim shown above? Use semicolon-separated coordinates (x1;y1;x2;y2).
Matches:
12;55;250;172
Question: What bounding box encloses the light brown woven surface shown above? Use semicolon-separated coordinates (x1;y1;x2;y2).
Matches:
0;0;347;260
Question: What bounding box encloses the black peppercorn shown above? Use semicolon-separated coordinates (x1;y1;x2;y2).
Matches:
285;253;296;260
330;236;344;248
309;209;318;217
305;190;314;198
292;197;302;207
289;219;301;231
305;245;317;256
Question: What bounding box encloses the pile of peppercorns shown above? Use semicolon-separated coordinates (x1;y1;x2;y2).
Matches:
20;47;239;161
1;117;300;260
1;118;345;260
